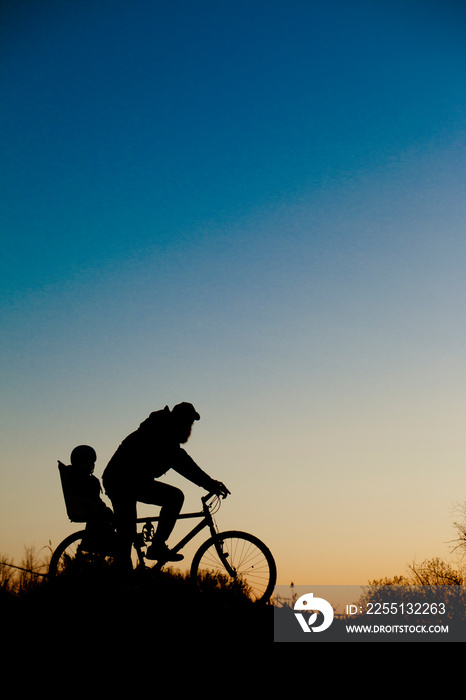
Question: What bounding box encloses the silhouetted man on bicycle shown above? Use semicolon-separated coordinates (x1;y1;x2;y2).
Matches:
102;402;229;571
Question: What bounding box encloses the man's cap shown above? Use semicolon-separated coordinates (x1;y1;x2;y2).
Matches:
171;402;200;421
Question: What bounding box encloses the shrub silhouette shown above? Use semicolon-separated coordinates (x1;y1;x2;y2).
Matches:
2;551;273;642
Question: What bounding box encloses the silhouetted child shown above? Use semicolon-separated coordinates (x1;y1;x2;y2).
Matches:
59;446;114;554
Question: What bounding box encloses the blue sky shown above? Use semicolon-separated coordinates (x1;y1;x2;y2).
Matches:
2;0;466;584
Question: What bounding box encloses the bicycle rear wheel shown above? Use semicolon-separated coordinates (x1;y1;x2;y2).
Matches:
48;530;115;577
190;530;276;603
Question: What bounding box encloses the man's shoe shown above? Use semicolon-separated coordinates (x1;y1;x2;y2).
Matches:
145;542;184;562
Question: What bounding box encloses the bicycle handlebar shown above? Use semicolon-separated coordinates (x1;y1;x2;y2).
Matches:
202;490;228;506
202;492;219;503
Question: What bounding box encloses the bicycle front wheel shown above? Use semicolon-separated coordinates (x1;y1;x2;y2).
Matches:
190;530;276;603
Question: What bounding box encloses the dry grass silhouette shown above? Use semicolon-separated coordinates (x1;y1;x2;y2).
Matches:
1;544;274;643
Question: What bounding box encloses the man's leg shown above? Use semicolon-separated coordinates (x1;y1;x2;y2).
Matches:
137;481;184;560
107;490;137;572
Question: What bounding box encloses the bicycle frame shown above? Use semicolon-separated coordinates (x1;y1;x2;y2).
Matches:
50;490;277;602
133;492;231;571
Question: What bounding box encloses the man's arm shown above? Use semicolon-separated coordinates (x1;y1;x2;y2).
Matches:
172;449;230;496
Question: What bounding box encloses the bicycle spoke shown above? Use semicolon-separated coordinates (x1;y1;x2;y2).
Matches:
191;531;276;603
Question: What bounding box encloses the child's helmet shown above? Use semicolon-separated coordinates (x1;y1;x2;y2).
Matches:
70;445;97;465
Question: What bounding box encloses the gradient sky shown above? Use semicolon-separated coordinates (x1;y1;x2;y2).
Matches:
2;0;466;586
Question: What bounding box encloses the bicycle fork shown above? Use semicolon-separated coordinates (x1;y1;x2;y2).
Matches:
212;534;237;578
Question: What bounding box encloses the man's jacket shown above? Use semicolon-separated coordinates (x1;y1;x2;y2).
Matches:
102;406;215;494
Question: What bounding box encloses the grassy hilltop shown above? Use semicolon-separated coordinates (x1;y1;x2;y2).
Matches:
1;555;274;644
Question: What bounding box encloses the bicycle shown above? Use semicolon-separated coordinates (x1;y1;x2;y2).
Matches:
49;492;277;603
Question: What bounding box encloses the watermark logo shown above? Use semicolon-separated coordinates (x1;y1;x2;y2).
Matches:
294;593;334;633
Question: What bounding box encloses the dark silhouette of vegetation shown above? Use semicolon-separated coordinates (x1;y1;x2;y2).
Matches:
8;505;466;644
1;545;274;643
357;557;466;628
354;507;466;631
1;545;49;598
367;557;465;588
450;502;466;560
